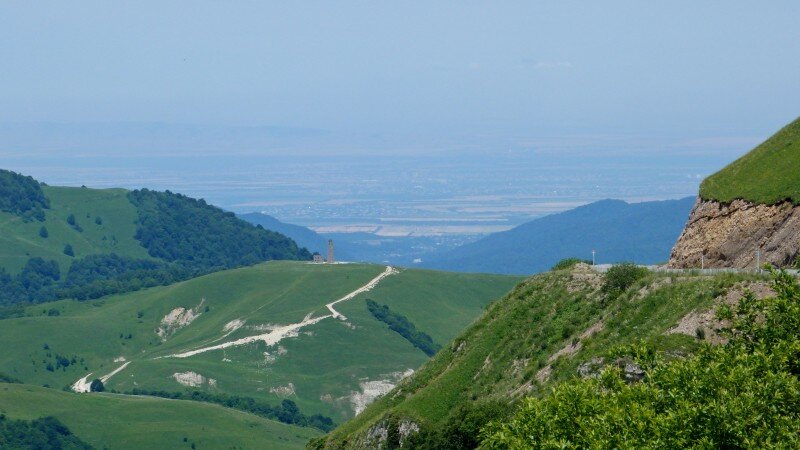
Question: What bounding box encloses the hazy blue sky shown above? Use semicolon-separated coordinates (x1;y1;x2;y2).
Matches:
0;2;799;226
2;1;798;139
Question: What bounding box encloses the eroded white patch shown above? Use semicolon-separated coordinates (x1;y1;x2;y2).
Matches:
157;299;205;340
350;369;415;415
351;380;395;415
173;371;206;387
270;382;296;397
224;319;245;333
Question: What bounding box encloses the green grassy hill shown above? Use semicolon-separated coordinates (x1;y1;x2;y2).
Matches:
0;261;520;425
319;264;766;448
0;169;310;306
0;382;320;449
0;185;150;274
700;117;800;204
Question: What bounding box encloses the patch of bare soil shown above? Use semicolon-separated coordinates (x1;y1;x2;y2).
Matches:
566;263;603;293
667;281;774;344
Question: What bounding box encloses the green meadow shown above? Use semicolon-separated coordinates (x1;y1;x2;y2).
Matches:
0;261;520;422
0;382;320;449
0;186;151;274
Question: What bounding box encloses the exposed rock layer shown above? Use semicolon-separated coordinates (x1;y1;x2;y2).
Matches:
668;197;800;268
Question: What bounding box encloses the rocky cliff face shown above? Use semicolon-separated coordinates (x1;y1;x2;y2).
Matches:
668;198;800;269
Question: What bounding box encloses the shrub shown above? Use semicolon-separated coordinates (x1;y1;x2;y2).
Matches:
39;226;48;238
63;244;74;257
601;262;648;298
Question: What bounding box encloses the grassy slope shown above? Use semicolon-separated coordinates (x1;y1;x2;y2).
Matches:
325;267;762;445
0;186;151;274
700;117;800;204
0;383;319;449
0;262;520;421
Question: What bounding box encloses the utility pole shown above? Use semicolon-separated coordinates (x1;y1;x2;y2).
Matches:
756;248;761;274
592;250;596;266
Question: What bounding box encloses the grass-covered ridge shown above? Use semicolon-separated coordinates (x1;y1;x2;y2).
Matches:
317;264;767;448
484;269;800;448
0;383;320;449
700;117;800;204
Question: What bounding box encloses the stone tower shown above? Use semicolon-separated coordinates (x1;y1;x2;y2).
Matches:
327;239;334;264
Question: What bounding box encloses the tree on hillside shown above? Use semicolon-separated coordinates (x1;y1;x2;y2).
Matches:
63;244;74;257
89;379;104;392
39;226;48;238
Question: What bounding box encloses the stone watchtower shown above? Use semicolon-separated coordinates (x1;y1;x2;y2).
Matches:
327;239;335;264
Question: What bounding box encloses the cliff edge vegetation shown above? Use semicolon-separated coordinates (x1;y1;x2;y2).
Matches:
700;117;800;205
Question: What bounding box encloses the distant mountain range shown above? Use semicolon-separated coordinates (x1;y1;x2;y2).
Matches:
420;197;695;275
242;198;696;276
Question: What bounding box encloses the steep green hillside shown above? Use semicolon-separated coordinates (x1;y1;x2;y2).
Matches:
0;383;320;449
0;262;520;424
0;170;311;305
319;264;765;448
484;269;800;448
700;117;800;204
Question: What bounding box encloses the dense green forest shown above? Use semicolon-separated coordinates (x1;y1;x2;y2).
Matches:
366;299;441;357
0;254;196;305
129;188;311;269
0;169;49;221
126;388;335;432
0;415;93;450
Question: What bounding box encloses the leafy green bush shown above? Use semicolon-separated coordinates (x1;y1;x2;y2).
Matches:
482;269;800;448
601;262;648;298
551;258;591;271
